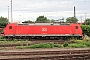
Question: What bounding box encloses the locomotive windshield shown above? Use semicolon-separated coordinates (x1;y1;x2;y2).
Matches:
9;26;12;29
75;26;78;29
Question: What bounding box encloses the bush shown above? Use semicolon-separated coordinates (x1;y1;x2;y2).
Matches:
85;41;90;47
28;43;62;49
16;43;63;49
74;40;85;44
74;40;90;47
69;44;86;48
29;43;52;49
50;42;54;48
54;44;61;48
16;40;90;49
63;42;68;47
16;46;25;49
0;36;4;39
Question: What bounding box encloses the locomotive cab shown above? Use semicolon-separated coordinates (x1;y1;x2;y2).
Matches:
4;23;17;39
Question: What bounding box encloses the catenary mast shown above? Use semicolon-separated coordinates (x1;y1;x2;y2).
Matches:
11;0;12;23
74;6;76;18
8;6;9;24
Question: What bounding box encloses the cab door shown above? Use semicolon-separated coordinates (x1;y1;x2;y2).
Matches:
8;26;16;35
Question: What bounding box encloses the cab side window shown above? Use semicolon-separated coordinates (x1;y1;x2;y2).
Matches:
9;26;12;29
75;26;78;29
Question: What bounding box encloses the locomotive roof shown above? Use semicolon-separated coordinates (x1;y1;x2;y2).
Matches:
17;23;71;26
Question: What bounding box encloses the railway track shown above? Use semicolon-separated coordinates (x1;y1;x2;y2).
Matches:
0;49;90;56
1;53;90;60
0;48;90;60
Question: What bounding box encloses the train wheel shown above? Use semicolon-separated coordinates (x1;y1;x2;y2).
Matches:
29;37;31;40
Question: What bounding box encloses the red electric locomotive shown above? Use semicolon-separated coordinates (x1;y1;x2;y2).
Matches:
4;23;82;40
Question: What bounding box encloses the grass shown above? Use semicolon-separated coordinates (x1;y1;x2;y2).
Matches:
68;43;87;48
0;39;30;45
0;38;90;49
16;40;90;49
16;43;62;49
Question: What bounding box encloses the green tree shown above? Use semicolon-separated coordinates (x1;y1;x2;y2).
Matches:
50;19;55;23
22;20;33;23
66;17;78;23
84;18;90;25
0;16;8;28
81;25;90;36
35;16;50;23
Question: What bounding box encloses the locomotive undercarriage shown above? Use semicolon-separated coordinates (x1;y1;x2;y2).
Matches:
5;36;82;40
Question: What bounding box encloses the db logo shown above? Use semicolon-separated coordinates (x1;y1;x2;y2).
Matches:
42;28;47;31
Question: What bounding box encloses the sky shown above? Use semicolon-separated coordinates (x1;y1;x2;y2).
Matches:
0;0;90;23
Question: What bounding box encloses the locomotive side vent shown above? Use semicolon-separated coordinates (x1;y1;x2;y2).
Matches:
18;24;29;25
59;23;70;25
